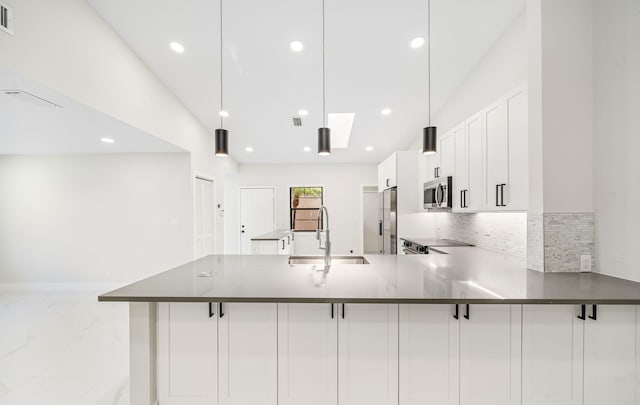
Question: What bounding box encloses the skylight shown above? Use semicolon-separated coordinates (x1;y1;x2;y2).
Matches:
327;113;355;149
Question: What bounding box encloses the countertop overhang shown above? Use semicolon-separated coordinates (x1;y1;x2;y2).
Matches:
98;248;640;304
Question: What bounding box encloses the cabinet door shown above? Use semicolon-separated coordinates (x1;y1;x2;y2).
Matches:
157;302;218;405
378;153;397;191
219;303;278;405
399;304;459;405
453;125;468;212
278;303;338;405
484;100;509;210
522;305;584;405
466;113;484;211
460;304;521;405
439;133;455;178
338;304;399;405
584;305;640;405
505;87;528;210
417;150;428;211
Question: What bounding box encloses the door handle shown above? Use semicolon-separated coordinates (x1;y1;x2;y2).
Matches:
464;304;470;320
588;304;597;320
453;304;459;320
577;304;586;320
209;302;215;318
219;302;224;318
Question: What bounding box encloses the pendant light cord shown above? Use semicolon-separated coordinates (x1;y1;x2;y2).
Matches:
220;0;224;128
427;0;431;126
322;0;326;128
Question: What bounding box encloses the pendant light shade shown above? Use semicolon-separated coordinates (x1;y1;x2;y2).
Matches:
423;126;437;155
215;128;228;156
318;127;331;156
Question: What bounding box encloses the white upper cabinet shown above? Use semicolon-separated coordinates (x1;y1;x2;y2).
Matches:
438;133;455;179
338;303;399;405
399;304;460;405
278;303;337;405
378;152;398;191
218;303;278;405
459;304;522;405
483;85;528;211
453;124;468;212
157;302;218;405
583;305;640;405
522;305;584;405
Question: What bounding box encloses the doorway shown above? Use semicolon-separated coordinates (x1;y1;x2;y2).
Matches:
362;185;380;254
240;187;275;254
195;177;215;259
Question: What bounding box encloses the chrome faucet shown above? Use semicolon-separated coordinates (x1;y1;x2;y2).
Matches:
316;206;331;267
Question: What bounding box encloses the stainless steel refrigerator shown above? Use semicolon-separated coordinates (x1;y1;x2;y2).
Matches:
378;187;397;254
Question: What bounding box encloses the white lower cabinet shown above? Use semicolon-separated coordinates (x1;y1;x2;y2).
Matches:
399;304;459;405
218;302;278;405
157;302;218;405
338;303;399;405
277;303;337;405
583;305;640;405
522;305;584;405
460;304;522;405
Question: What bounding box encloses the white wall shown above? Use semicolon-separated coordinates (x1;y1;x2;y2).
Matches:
0;154;193;284
594;0;640;281
224;164;377;255
0;0;238;255
408;10;527;149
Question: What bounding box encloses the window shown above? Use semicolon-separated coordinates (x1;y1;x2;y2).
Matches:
290;187;323;231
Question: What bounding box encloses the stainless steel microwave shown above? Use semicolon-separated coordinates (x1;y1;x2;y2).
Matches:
424;177;453;210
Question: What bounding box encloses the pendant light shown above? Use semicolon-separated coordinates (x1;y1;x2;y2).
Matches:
215;0;229;157
317;0;331;156
422;0;437;155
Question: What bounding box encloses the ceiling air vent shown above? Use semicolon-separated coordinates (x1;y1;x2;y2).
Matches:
2;90;61;108
292;117;303;127
0;2;13;35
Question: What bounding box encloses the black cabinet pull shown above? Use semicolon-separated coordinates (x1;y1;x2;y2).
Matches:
386;178;390;187
219;302;224;318
460;190;464;208
577;304;586;320
453;304;459;320
496;185;500;207
463;190;468;208
282;240;285;250
379;221;383;236
331;304;334;319
464;304;470;320
209;302;215;318
341;303;345;319
500;184;506;207
589;304;597;320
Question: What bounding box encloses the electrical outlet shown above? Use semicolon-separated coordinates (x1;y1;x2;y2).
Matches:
580;255;592;272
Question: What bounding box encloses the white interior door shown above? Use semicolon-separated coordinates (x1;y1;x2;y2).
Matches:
195;177;215;259
240;188;275;255
362;187;379;254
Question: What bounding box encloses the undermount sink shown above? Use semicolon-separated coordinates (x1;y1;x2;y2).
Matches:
288;256;369;265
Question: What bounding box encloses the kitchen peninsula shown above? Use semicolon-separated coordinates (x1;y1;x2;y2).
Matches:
100;249;640;405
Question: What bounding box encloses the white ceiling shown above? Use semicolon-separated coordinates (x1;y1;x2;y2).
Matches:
88;0;525;164
0;68;183;154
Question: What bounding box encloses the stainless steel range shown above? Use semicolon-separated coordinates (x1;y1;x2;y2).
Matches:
400;238;473;254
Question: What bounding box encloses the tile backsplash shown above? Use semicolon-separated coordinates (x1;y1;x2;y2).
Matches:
436;212;527;258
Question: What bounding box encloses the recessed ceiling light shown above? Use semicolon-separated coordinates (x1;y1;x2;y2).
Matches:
381;108;391;116
303;146;311;152
219;110;229;117
290;41;304;52
366;146;374;151
101;137;115;144
298;109;308;117
245;147;253;152
170;41;185;53
410;36;425;49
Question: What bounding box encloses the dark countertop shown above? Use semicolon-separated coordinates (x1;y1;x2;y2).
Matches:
98;248;640;304
250;230;293;241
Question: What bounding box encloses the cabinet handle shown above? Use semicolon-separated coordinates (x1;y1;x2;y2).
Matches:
331;304;334;319
460;190;464;208
219;302;224;318
209;302;215;318
282;240;285;250
495;185;500;207
577;304;586;320
379;221;383;236
588;304;597;320
464;304;470;320
464;190;468;208
453;304;459;320
386;178;390;187
341;303;345;319
500;184;507;207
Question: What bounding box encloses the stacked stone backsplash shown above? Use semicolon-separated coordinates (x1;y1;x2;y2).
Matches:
542;212;595;272
436;212;527;258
